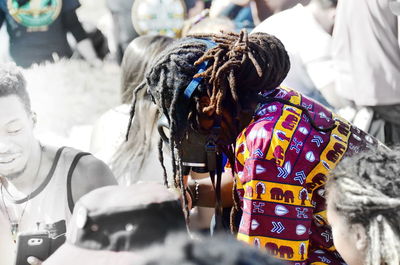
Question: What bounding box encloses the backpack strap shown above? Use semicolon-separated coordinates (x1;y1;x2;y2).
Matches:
67;152;91;213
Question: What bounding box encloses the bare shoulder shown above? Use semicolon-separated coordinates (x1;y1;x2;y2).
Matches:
71;153;118;203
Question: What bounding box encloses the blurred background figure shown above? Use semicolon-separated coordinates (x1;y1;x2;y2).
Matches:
90;35;174;186
327;147;400;265
137;233;285;265
106;0;204;64
252;0;344;109
213;0;255;31
209;0;307;31
106;0;138;64
332;0;400;146
44;183;188;265
0;0;102;68
130;0;193;37
181;9;235;36
390;0;400;15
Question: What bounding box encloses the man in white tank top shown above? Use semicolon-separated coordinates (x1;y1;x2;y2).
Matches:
0;63;117;264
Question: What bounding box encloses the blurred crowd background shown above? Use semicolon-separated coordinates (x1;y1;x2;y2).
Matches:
1;0;400;264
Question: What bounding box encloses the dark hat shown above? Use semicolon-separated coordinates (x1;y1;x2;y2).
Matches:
43;183;186;265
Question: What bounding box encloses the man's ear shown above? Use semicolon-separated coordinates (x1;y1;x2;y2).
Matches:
352;223;367;251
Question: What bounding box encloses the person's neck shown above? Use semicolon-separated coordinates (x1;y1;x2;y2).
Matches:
2;142;43;196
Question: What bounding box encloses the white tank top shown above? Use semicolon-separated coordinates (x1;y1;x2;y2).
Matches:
0;146;89;264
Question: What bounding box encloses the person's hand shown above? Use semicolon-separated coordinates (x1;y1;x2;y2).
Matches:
27;256;42;265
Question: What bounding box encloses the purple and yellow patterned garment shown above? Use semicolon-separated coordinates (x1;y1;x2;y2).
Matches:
231;87;377;264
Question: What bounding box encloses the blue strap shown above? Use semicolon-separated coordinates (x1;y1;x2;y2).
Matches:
191;38;217;50
183;39;217;100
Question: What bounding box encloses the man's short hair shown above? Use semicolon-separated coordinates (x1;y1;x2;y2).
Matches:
0;63;31;112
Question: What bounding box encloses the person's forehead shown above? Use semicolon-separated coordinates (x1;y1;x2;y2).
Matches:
0;95;30;125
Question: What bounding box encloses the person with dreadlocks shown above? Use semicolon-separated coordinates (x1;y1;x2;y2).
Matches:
128;30;379;264
327;147;400;265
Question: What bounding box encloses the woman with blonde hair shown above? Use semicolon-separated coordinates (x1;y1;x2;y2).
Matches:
90;35;174;185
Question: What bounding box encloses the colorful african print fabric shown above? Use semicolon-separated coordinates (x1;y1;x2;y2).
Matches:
232;87;377;264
